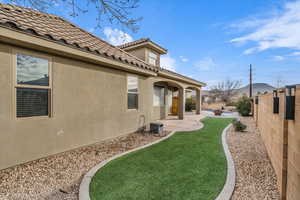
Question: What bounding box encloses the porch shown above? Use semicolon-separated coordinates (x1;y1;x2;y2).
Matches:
152;80;202;120
157;112;205;132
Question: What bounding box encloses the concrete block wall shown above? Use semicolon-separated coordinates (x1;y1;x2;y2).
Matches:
253;85;300;200
286;85;300;200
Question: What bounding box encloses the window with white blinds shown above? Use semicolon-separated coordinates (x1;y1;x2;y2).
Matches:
148;51;157;66
153;86;165;106
127;75;138;109
15;53;51;118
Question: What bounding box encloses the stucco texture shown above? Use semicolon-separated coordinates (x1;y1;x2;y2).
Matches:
0;41;202;170
0;43;155;170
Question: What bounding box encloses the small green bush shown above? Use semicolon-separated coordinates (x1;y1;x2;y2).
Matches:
233;120;247;132
236;96;252;116
185;98;195;112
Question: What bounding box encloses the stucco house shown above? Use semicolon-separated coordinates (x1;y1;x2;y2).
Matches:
0;4;205;170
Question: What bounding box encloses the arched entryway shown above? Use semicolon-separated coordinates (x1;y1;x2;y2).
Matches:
185;86;202;115
152;80;185;120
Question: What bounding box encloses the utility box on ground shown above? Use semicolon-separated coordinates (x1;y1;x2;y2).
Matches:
150;123;164;134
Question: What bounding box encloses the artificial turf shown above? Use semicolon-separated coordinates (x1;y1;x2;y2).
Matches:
90;117;233;200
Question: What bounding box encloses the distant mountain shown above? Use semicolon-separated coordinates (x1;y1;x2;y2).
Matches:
237;83;275;96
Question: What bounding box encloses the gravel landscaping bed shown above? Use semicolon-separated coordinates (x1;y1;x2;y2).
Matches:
0;132;169;200
227;117;280;200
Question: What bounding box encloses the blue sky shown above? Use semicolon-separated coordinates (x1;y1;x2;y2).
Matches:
5;0;300;88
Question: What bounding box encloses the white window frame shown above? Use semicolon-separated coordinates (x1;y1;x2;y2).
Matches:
127;75;139;110
148;51;158;66
153;85;165;106
12;49;52;119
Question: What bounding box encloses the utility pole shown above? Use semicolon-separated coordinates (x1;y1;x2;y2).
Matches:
249;64;253;98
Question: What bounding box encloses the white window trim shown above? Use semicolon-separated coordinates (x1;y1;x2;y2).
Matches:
12;48;53;120
127;74;139;110
153;86;165;107
148;50;158;66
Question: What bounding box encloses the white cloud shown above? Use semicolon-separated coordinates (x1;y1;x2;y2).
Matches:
273;55;285;61
231;1;300;54
103;27;133;46
194;57;217;71
88;27;95;33
291;51;300;56
179;56;189;62
229;17;271;32
160;54;176;71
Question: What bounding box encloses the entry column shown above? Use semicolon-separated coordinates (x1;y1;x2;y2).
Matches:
178;88;185;119
164;85;169;119
196;88;201;114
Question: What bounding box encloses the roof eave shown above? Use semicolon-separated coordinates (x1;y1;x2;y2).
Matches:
0;26;157;77
158;70;206;87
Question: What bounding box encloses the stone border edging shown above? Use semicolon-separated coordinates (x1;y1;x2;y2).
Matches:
214;123;236;200
79;130;178;200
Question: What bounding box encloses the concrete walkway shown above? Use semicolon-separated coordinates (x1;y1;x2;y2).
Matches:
157;113;205;132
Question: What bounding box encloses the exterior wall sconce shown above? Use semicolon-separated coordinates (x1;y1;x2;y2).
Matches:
255;96;259;104
285;85;296;120
273;90;280;114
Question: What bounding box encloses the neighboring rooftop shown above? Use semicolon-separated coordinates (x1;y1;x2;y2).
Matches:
0;3;156;72
118;38;168;54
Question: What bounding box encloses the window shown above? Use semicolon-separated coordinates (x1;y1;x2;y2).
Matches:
148;51;157;66
127;75;138;109
153;86;165;106
15;53;51;118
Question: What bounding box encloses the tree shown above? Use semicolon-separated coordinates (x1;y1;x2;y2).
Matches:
8;0;142;32
210;79;241;103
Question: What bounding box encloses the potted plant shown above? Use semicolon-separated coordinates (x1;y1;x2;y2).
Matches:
214;110;223;116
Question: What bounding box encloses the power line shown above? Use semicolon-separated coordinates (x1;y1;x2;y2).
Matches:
249;64;253;98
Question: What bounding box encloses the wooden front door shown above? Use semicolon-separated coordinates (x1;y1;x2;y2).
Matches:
172;97;178;115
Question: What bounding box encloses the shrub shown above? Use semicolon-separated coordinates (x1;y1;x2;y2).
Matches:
236;96;252;116
185;98;196;112
233;120;247;132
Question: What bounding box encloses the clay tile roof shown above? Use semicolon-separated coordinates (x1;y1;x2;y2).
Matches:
118;38;150;49
0;3;157;72
118;38;167;53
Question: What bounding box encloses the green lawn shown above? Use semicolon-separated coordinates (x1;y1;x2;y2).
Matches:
90;117;233;200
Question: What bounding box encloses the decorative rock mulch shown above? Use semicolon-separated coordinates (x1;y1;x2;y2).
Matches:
0;132;169;200
227;117;280;200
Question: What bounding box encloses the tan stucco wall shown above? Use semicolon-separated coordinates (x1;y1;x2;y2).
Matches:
125;47;146;62
152;106;165;120
125;47;161;67
0;41;203;170
0;43;156;170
